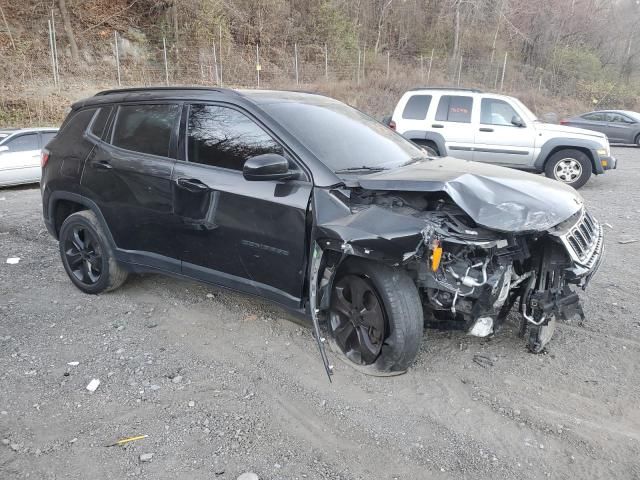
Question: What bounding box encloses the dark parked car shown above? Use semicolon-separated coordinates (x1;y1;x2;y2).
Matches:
561;110;640;145
41;87;604;377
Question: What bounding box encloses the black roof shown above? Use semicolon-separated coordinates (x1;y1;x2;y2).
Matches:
72;86;327;110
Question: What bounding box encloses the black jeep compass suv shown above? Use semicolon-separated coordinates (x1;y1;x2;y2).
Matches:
42;87;603;377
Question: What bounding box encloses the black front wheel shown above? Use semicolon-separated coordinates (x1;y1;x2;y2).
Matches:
328;258;423;375
59;210;128;294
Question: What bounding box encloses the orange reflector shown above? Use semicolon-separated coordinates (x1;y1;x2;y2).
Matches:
431;245;443;271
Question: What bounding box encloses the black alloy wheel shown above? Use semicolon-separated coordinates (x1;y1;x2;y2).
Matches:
329;274;386;365
63;225;103;285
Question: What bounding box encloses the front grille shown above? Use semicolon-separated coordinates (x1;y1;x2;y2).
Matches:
562;210;602;267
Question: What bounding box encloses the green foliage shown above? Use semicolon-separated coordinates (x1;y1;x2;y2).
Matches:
316;1;357;60
550;46;603;83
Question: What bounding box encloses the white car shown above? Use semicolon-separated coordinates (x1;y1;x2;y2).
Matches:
0;128;58;187
390;88;616;189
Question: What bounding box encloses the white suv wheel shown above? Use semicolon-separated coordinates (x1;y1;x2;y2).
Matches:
553;158;583;183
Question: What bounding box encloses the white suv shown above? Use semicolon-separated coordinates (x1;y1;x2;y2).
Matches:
390;88;616;189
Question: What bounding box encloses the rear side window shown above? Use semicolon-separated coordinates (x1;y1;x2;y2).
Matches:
90;107;112;139
187;104;284;171
435;95;473;123
582;112;605;121
402;95;432;120
4;133;39;152
58;108;98;140
112;104;180;157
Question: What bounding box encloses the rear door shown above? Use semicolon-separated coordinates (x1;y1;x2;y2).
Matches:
81;103;183;270
0;132;41;185
172;103;312;307
433;95;475;160
473;97;535;166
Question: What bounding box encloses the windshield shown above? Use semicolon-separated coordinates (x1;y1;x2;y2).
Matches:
261;99;427;172
511;98;538;122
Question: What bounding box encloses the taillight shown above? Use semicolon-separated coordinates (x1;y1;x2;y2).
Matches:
559;119;568;125
41;149;50;168
389;120;397;131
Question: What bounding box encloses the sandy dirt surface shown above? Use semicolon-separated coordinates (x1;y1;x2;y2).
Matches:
1;147;639;480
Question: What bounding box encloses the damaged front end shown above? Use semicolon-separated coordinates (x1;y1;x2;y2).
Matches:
309;183;604;376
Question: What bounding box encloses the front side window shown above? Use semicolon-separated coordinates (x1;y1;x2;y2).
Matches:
607;112;632;124
480;98;520;126
4;133;39;152
187;104;283;171
112;104;180;157
435;95;473;123
402;95;432;120
41;132;57;146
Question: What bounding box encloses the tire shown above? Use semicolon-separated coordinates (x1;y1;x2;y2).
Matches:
414;140;440;157
58;210;128;294
544;149;592;189
634;133;640;147
327;258;424;376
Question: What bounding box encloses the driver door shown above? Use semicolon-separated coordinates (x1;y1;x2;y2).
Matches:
173;103;312;307
473;97;535;167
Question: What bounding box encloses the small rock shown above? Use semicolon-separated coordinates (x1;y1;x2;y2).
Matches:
139;453;154;462
150;385;161;391
206;293;214;299
69;438;77;444
171;375;183;384
188;400;195;407
237;473;259;480
10;443;21;451
1;439;9;446
67;361;79;366
86;379;100;392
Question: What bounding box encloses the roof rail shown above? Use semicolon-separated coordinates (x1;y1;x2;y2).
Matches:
95;86;237;96
408;86;483;93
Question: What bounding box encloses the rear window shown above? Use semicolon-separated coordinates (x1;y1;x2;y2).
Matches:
435;95;473;123
112;104;180;158
402;95;432;120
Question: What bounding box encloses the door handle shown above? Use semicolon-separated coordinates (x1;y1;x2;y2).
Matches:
95;160;113;170
177;177;209;192
432;124;444;128
479;127;494;132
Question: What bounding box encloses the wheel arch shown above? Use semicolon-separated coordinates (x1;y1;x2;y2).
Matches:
48;192;116;249
534;138;603;174
401;130;447;156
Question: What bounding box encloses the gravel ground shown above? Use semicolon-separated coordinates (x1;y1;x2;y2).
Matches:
1;147;639;480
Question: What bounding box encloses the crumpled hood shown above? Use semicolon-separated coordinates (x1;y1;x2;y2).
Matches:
533;122;607;141
353;157;584;232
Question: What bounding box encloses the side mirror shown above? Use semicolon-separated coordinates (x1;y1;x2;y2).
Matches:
243;153;294;181
511;115;525;127
0;145;8;154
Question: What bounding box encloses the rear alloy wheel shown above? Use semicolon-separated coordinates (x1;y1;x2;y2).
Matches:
327;258;423;375
59;210;128;294
635;133;640;147
544;149;592;189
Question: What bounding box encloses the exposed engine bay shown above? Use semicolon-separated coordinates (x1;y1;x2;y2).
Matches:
310;185;604;377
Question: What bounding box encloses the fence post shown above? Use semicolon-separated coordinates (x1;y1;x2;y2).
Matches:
362;45;366;81
162;37;169;85
256;44;260;87
213;40;219;85
427;48;434;85
500;51;508;91
420;54;424;82
47;19;57;87
386;51;390;79
114;31;121;86
357;49;361;85
219;25;223;85
457;55;462;86
294;43;299;86
325;43;328;81
51;10;59;84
